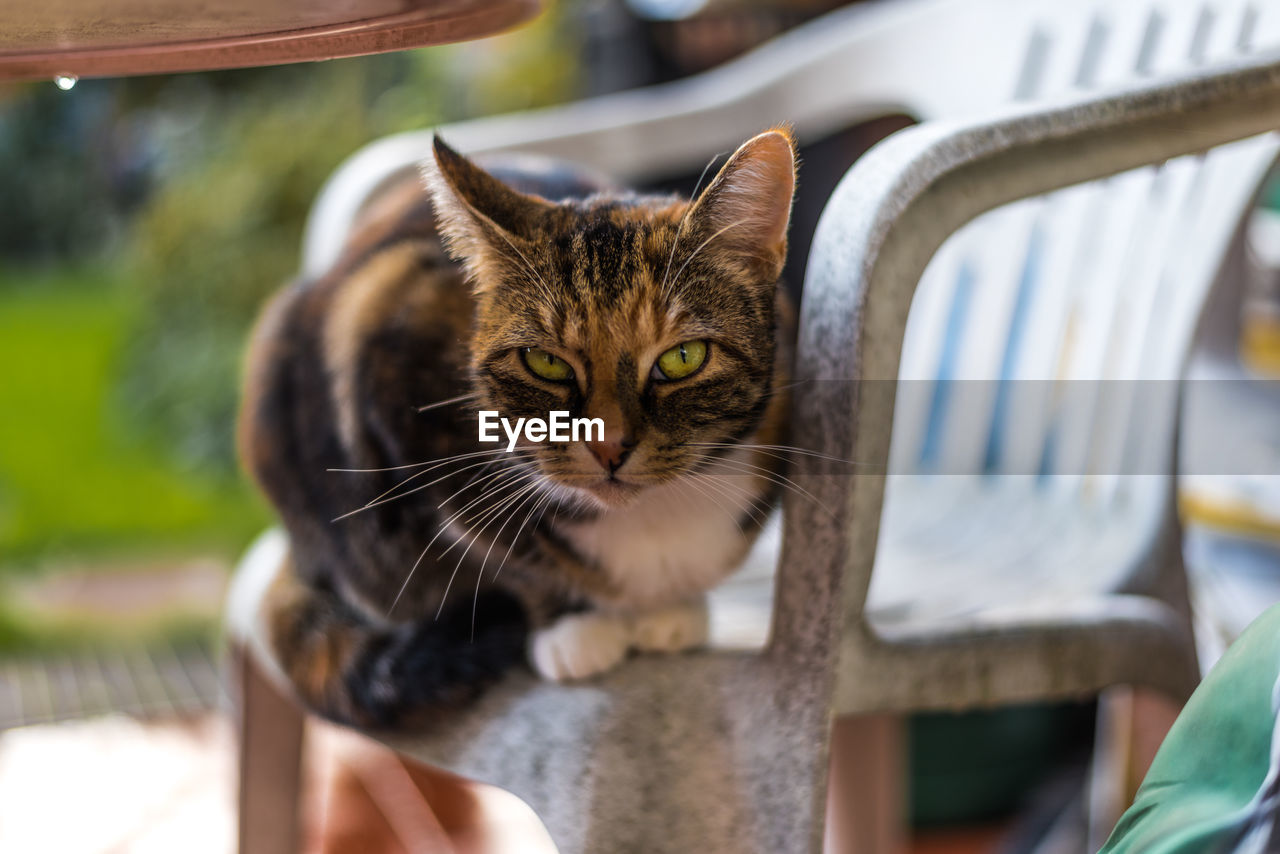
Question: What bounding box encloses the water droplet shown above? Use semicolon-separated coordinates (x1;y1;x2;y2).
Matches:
53;74;78;91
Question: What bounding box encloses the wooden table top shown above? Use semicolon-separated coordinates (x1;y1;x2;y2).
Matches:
0;0;541;81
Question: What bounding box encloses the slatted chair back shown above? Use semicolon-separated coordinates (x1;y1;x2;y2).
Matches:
890;1;1280;516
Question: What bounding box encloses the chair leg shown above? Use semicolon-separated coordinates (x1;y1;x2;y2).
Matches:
1087;685;1183;850
824;714;907;854
232;642;306;854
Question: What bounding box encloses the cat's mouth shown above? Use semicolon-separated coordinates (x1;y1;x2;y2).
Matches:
579;475;644;507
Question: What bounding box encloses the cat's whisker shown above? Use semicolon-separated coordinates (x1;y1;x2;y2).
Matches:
327;446;512;474
686;470;769;530
708;466;833;522
398;428;526;583
696;444;829;476
438;472;540;559
690;151;729;205
385;455;520;507
331;481;435;523
698;456;836;519
711;481;768;527
436;458;532;511
331;452;521;523
457;457;502;498
689;442;871;468
429;469;541;562
444;451;532;500
697;476;766;534
476;480;546;580
699;472;770;527
669;476;701;521
533;488;556;527
387;542;433;617
513;267;558;308
404;468;534;595
381;468;527;622
660;150;728;296
463;484;542;577
416;392;480;413
429;475;533;554
758;379;811;401
460;448;529;494
462;472;542;532
490;228;558;307
328;462;435;474
470;482;550;638
659;221;686;299
678;474;753;536
491;487;556;583
336;449;521;521
665;218;747;298
426;465;531;543
437;479;543;621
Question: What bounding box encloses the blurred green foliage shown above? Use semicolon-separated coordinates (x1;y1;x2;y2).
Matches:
118;70;381;467
0;268;267;566
119;7;579;471
0;80;138;261
0;5;580;585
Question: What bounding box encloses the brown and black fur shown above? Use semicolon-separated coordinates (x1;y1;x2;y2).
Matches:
239;132;798;728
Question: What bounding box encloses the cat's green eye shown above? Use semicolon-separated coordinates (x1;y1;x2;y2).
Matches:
652;340;708;381
522;347;574;382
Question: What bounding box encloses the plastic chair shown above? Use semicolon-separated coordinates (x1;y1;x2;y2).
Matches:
854;3;1279;839
227;1;1280;850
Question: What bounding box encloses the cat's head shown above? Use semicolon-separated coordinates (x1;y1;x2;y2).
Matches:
425;130;796;508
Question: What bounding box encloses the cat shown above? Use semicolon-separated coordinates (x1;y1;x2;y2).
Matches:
238;129;797;728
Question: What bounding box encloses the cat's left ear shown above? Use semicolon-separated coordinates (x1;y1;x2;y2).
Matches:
422;136;553;282
682;128;798;280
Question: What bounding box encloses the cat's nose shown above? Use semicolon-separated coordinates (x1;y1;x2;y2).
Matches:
586;437;633;474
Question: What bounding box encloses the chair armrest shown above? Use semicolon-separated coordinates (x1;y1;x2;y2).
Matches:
772;53;1280;663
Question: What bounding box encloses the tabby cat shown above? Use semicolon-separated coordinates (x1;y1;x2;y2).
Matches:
238;129;798;728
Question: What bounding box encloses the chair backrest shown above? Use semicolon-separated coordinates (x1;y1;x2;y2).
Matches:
792;50;1280;707
302;0;1080;278
889;0;1280;512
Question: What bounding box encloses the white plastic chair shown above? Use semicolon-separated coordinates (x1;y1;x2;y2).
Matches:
229;1;1280;851
873;0;1280;655
818;3;1280;842
301;0;1155;277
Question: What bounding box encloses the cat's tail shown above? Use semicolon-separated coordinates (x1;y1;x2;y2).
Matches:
261;563;529;729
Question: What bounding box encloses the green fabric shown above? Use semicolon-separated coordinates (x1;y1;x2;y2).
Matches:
1101;604;1280;854
1263;176;1280;212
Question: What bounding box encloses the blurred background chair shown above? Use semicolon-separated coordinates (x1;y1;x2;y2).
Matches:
229;0;1280;851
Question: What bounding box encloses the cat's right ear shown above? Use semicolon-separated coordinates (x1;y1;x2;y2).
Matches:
422;137;552;287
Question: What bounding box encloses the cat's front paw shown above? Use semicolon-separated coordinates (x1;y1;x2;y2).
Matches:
630;599;709;653
529;612;631;682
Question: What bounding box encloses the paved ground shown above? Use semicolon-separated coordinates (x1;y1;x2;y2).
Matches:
0;558;229;731
0;643;222;731
0;714;235;854
0;709;1016;854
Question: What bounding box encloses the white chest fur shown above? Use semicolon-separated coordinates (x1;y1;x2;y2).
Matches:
561;448;768;609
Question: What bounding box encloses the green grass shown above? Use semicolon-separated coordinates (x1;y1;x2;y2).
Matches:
0;267;268;571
